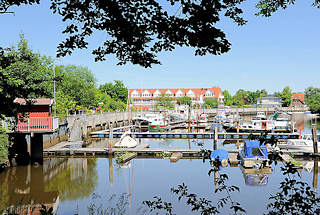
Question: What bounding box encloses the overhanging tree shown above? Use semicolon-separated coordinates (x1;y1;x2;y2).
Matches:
0;34;53;116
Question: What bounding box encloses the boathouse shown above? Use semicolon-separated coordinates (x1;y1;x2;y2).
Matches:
14;98;59;132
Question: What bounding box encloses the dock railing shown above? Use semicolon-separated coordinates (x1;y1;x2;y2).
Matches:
16;117;59;133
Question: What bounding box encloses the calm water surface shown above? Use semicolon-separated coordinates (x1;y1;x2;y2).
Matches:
1;114;320;214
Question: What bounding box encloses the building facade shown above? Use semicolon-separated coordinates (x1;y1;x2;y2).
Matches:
256;95;282;108
128;88;224;109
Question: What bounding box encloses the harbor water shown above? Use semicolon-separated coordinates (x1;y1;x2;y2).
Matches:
0;114;320;214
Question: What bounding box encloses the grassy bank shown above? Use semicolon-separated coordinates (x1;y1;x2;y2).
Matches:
0;128;9;164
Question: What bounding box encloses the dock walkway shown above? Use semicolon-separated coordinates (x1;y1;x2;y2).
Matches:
89;131;313;140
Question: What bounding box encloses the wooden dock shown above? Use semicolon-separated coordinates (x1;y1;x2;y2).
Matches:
89;131;311;140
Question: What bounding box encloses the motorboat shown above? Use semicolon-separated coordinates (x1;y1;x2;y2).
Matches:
239;140;270;168
148;114;168;132
114;131;137;148
223;111;292;132
198;113;208;123
278;134;319;152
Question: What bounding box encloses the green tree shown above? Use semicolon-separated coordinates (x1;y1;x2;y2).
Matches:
275;86;292;107
232;89;248;106
176;96;192;106
99;80;128;103
94;91;126;112
155;94;174;110
205;98;218;108
222;90;232;106
54;65;97;108
0;34;53;116
0;1;247;67
305;86;320;114
55;90;77;119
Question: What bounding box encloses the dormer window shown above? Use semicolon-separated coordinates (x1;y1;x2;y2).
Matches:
205;90;214;97
165;90;173;97
186;90;195;97
176;90;184;97
142;90;151;97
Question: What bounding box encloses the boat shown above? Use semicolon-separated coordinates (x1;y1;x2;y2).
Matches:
278;134;319;152
198;113;208;123
135;112;169;132
238;140;270;168
223;111;293;132
147;113;168;132
210;149;229;167
114;131;137;148
215;111;227;123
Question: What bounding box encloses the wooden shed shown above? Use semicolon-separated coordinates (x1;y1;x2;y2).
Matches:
14;98;58;132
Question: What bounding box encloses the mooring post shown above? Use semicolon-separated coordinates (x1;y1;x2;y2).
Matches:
109;123;113;155
313;160;318;189
312;118;318;154
236;121;239;134
214;126;218;150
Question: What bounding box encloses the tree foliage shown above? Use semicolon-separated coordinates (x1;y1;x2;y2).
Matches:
256;0;320;17
0;34;53;116
1;0;248;68
275;86;292;107
305;86;320;114
99;80;128;104
222;90;232;106
155;94;174;110
205;98;218;108
94;91;126;112
176;96;192;106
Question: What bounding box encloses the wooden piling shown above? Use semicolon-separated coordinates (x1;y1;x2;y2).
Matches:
312;127;318;154
313;160;318;189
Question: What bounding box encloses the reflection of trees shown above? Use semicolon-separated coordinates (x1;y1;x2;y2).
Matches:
0;170;9;210
45;158;98;201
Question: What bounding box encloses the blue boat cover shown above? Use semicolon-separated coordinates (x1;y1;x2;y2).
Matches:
243;140;268;159
210;149;229;161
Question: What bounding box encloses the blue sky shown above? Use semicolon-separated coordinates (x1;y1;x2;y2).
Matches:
0;0;319;94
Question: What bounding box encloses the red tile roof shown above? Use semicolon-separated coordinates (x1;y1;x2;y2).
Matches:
292;93;305;103
14;98;54;106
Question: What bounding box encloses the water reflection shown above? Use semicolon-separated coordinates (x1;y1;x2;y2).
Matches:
0;157;97;213
45;158;97;201
0;165;59;214
240;166;272;186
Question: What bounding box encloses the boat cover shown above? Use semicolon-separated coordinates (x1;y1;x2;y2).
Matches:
210;149;229;161
243;140;268;159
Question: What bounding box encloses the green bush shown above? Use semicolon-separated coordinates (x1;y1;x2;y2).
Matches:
0;128;9;163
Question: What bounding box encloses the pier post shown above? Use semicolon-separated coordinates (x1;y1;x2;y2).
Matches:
313;160;318;189
214;126;218;150
312;119;318;154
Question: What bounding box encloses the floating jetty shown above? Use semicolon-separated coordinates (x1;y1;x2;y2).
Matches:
89;131;317;140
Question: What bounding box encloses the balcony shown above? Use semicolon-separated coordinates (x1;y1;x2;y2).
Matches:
15;117;59;133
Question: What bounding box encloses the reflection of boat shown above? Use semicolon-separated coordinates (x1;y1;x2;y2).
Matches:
240;166;272;186
278;134;319;152
114;131;137;148
239;140;270;168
